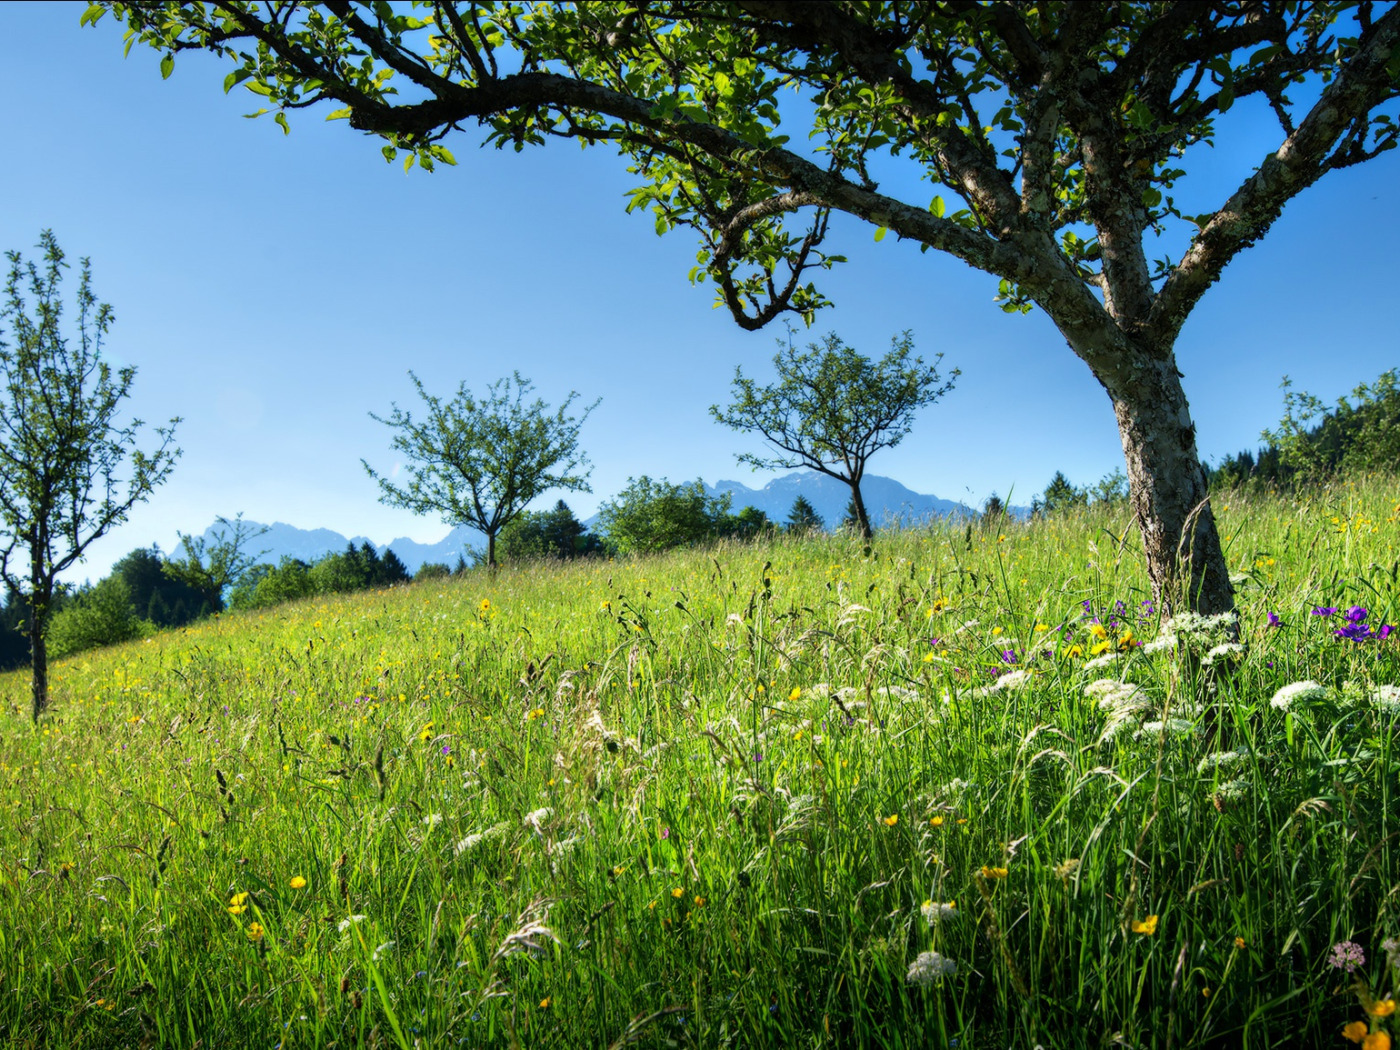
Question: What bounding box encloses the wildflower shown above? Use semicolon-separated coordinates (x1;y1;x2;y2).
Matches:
526;708;545;721
289;876;307;890
539;997;552;1010
883;814;899;826
246;922;265;941
660;827;670;840
1000;649;1018;664
228;891;249;915
1054;858;1080;880
1377;686;1400;713
1089;624;1109;641
1267;611;1281;628
1034;623;1049;632
671;887;685;899
1344;1021;1371;1043
980;866;1008;880
1370;1000;1397;1018
789;686;801;701
1117;628;1136;650
1364;1033;1392;1050
1269;680;1328;711
1197;747;1251;775
920;900;957;925
694;896;706;907
1203;642;1245;666
1234;936;1246;950
1131;915;1159;935
337;915;368;933
906;950;957;986
372;941;395;961
1330;941;1366;973
929;815;945;827
1063;643;1084;659
1313;606;1338;617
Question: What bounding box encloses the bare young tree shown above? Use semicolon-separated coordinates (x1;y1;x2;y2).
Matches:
363;372;597;568
0;231;180;720
711;330;956;541
101;2;1400;615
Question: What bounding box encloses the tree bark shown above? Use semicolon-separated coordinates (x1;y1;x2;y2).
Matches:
28;594;48;722
1102;352;1233;618
849;482;873;542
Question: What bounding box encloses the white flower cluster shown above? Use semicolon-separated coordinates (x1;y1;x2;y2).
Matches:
1136;718;1196;740
1085;678;1146;712
454;821;511;856
523;807;553;832
1269;680;1329;712
1202;642;1246;666
907;950;958;986
1083;652;1123;670
1197;747;1251;775
920;900;958;926
1370;684;1400;713
1213;778;1250;802
1143;611;1239;655
973;670;1033;697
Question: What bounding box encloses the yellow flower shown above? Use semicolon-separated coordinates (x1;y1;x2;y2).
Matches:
789;686;801;701
1117;628;1135;649
1234;936;1246;950
922;652;935;663
1064;644;1084;659
289;876;307;890
1363;1031;1391;1050
539;996;552;1010
246;922;265;941
929;815;944;827
1131;915;1159;935
1344;1022;1371;1044
693;896;706;907
1090;640;1112;656
1034;623;1049;632
883;814;899;826
980;866;1008;880
992;626;1003;636
228;891;249;915
527;707;545;721
671;887;685;899
1370;1000;1397;1018
1089;623;1109;640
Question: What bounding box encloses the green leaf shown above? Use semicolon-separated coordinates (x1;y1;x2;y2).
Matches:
874;226;887;242
160;53;174;80
1141;187;1162;208
78;5;105;27
274;112;291;135
930;196;945;219
325;107;353;121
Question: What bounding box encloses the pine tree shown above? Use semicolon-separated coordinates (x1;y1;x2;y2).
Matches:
786;495;824;535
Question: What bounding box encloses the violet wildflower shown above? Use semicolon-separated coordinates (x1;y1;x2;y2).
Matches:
1346;606;1369;623
1312;606;1338;617
1001;649;1018;664
1266;612;1281;628
1329;940;1366;973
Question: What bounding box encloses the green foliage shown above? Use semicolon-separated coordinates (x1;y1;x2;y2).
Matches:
596;476;732;554
0;230;180;718
163;514;268;613
785;494;824;534
364;372;598;568
228;557;312;611
1032;471;1090;517
498;500;604;563
982;493;1007;524
229;543;412;612
711;330;956;540
112;546;204;628
414;562;452;583
46;576;150;659
720;504;775;541
1261;370;1400;482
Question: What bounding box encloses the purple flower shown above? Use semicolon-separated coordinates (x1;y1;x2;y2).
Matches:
1329;940;1366;973
1001;649;1018;664
928;637;942;648
660;827;670;840
1267;612;1281;628
1336;623;1375;642
1312;606;1338;617
1380;625;1395;641
440;744;452;756
1346;606;1369;623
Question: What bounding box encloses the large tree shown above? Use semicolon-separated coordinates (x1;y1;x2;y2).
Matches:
97;2;1400;615
364;371;597;567
0;232;180;720
712;330;956;541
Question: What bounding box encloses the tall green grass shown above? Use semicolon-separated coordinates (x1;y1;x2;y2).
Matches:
1;479;1397;1048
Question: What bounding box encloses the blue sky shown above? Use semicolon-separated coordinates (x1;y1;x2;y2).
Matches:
2;2;1397;582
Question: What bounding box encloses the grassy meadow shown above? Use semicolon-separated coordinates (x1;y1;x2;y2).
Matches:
2;480;1398;1049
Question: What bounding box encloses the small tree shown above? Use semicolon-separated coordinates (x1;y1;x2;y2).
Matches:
786;495;825;535
162;513;268;614
982;494;1007;526
364;372;597;568
0;232;180;720
711;331;956;541
1033;472;1089;517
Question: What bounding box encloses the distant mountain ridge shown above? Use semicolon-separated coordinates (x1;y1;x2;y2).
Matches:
194;472;992;573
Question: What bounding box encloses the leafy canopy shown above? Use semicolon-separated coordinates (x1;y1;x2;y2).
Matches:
94;2;1400;342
